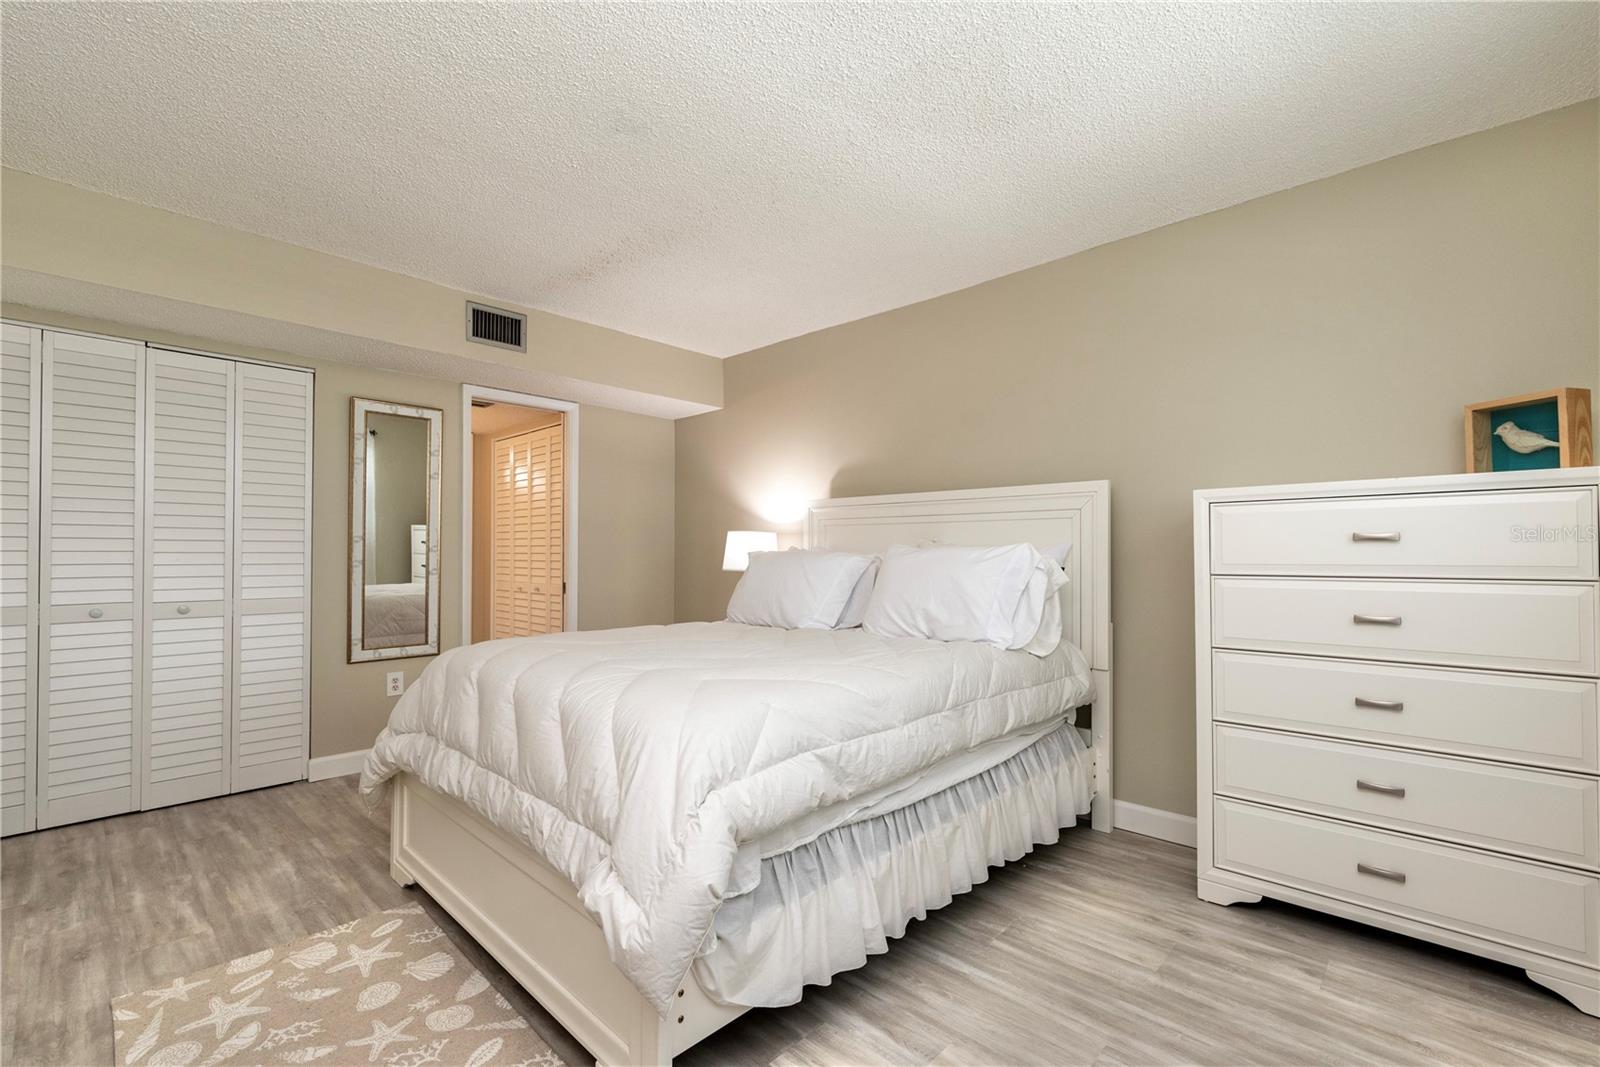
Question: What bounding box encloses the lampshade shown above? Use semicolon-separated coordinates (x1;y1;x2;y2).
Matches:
723;530;778;572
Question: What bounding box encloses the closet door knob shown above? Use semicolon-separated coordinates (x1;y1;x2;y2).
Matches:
177;604;191;615
88;608;104;619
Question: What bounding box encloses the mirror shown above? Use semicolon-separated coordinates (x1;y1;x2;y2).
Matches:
350;398;443;662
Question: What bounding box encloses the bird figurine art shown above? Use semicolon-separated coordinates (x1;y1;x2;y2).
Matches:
1494;421;1561;454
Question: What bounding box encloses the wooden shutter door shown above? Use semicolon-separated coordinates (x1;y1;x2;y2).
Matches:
532;423;563;632
491;433;518;639
489;422;563;638
39;331;145;828
232;363;311;791
142;350;233;809
0;325;41;835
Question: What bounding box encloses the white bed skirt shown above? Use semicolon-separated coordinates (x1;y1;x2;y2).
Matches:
695;722;1092;1007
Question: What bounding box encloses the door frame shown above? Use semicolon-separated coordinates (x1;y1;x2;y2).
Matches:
459;384;579;644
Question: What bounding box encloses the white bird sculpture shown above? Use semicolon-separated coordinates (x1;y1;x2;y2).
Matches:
1494;421;1561;454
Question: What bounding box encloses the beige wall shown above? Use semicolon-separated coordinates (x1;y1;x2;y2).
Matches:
675;101;1600;817
471;408;565;643
1;169;722;416
1;304;678;759
578;405;677;631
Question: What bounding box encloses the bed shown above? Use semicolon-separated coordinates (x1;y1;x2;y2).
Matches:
363;481;1112;1065
362;580;427;647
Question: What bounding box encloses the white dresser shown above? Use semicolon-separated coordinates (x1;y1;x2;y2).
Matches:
1194;468;1600;1016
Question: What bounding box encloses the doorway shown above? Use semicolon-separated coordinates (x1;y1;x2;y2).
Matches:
461;386;578;643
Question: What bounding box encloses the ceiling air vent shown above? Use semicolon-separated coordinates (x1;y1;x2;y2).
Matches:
467;302;526;352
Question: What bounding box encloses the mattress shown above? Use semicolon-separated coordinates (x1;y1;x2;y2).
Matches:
697;720;1093;1007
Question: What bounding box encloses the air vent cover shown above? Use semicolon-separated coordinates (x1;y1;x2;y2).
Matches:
467;302;526;352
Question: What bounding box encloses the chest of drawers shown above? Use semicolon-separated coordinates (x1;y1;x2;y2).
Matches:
1195;468;1600;1016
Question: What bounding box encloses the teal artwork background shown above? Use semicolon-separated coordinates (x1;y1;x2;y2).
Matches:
1489;399;1561;471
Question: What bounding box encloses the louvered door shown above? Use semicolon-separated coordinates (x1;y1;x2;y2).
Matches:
232;363;311;791
39;331;145;827
491;423;563;638
0;325;41;835
142;350;233;808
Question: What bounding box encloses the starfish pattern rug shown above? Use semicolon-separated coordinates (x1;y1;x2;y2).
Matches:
111;904;566;1067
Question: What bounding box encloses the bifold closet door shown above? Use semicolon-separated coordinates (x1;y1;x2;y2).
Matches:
142;350;233;809
232;363;311;791
0;325;41;835
491;423;563;638
39;331;145;828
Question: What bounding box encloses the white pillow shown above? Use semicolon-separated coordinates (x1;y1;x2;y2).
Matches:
863;543;1064;650
834;558;879;628
727;549;876;630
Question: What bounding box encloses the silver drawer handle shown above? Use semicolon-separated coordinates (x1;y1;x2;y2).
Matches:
176;604;191;615
1356;779;1406;798
1354;697;1404;711
1353;614;1403;626
87;607;103;619
1356;862;1407;884
1351;531;1401;542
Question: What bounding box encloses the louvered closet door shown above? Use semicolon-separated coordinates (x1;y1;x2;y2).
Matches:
39;332;144;828
492;428;524;639
0;325;41;835
232;363;311;792
491;423;563;639
143;351;233;809
539;424;564;631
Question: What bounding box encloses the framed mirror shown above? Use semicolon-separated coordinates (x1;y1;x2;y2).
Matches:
350;398;443;662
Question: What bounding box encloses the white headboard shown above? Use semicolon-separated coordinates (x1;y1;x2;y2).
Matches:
806;480;1113;830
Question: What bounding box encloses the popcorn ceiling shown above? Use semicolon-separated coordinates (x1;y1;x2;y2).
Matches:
2;2;1593;357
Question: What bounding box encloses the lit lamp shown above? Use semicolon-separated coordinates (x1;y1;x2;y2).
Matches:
722;530;777;572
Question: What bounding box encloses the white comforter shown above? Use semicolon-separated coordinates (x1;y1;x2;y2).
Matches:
363;581;426;645
359;621;1093;1012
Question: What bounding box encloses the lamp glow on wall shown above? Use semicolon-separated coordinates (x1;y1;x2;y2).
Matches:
722;530;778;572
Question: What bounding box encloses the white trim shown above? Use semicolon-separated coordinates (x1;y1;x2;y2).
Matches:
309;748;370;782
460;384;580;646
1113;799;1198;848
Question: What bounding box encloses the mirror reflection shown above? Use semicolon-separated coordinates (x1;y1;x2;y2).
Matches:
363;413;430;649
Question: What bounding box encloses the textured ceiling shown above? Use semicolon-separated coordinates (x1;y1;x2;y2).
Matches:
2;3;1595;358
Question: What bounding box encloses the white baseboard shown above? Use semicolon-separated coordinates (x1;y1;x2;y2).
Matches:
1113;799;1198;848
309;748;370;782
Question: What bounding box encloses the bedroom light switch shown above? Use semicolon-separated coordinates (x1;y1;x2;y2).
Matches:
386;671;405;697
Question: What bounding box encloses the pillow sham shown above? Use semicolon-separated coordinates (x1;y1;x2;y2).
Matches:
862;543;1066;651
726;549;876;630
834;558;879;629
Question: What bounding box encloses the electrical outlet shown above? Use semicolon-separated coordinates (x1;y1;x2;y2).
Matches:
385;671;405;697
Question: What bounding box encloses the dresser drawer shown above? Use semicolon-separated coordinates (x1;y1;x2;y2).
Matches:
1212;652;1599;772
1214;726;1600;868
1210;489;1598;579
1214;799;1600;965
1212;578;1599;675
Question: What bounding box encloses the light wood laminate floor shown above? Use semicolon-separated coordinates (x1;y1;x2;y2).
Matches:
3;776;1596;1066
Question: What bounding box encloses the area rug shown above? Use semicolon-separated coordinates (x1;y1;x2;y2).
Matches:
111;904;565;1066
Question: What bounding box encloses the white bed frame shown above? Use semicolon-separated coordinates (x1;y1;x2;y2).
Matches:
388;481;1113;1065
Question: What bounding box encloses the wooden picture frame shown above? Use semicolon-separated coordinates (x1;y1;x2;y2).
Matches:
1464;387;1593;473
